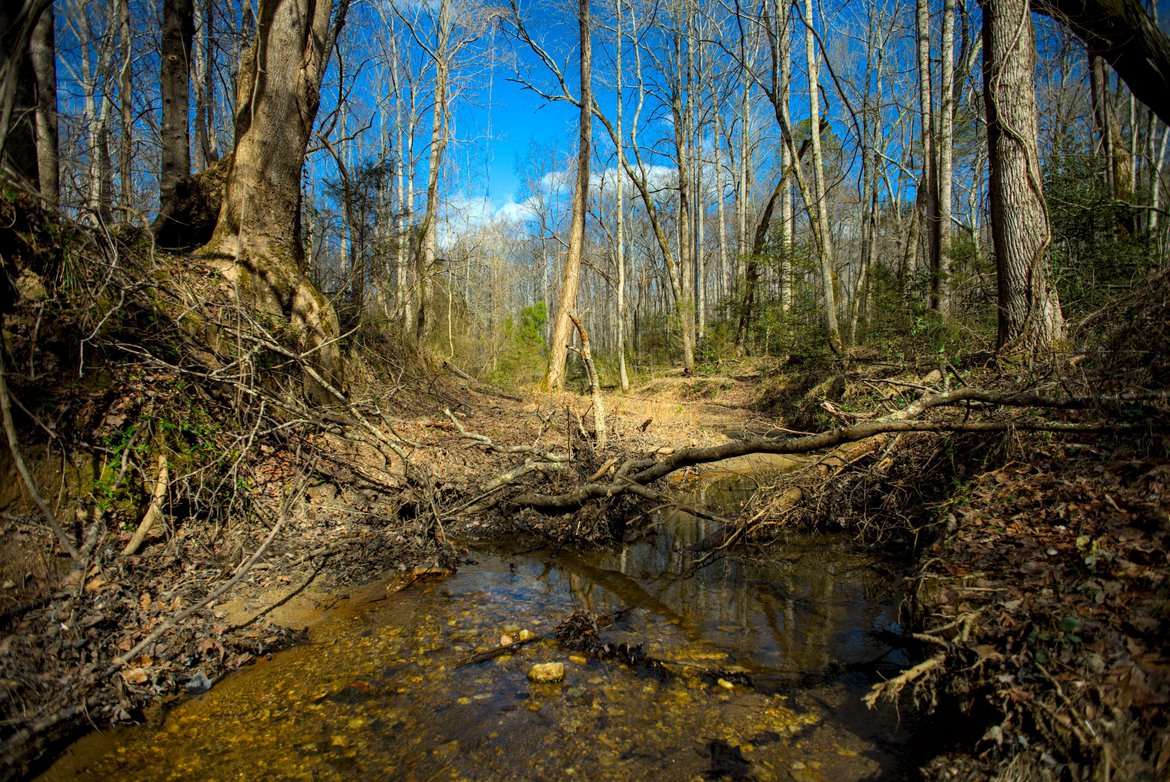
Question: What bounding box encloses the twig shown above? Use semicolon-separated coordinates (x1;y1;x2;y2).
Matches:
227;546;337;630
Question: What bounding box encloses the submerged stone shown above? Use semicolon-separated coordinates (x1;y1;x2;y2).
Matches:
527;662;565;683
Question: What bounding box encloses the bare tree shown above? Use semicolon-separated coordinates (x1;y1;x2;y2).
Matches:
937;0;956;315
31;3;58;206
192;0;218;170
800;0;843;354
614;0;630;391
156;0;194;234
916;0;943;314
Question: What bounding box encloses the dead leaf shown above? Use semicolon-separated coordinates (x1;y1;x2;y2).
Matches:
120;667;149;684
973;644;1004;662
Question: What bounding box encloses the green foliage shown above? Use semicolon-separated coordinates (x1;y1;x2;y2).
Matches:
694;321;736;372
486;302;548;387
1045;150;1160;317
92;423;151;516
90;378;226;523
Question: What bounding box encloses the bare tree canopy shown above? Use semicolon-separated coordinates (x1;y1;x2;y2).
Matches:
1034;0;1170;126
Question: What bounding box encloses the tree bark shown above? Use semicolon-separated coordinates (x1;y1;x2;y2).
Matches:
30;4;57;206
982;0;1065;353
916;0;943;314
543;0;591;391
803;0;842;355
938;0;955;315
1089;53;1118;192
0;0;48;191
201;0;349;399
193;0;217;170
118;0;133;211
614;0;629;392
156;0;194;229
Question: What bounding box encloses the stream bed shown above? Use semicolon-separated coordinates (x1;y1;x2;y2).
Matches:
42;479;918;781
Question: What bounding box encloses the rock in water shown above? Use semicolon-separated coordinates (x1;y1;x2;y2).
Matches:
185;670;212;695
527;662;565;683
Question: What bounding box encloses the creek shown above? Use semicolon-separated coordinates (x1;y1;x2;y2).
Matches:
41;466;918;781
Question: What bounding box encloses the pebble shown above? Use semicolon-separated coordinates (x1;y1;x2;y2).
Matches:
528;662;565;683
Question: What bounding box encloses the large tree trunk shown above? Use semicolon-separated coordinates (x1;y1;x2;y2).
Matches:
982;0;1065;353
30;4;57;206
0;0;48;191
156;0;193;230
544;0;591;391
201;0;348;399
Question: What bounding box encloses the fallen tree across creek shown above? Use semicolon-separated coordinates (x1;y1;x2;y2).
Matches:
464;385;1170;515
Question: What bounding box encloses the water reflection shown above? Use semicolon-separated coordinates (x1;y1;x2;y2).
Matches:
42;482;914;782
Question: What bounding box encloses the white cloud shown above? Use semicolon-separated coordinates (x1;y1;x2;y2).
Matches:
437;192;542;248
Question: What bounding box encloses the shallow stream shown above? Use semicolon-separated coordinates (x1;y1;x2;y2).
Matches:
42;476;917;781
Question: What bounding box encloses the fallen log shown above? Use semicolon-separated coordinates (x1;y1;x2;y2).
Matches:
504;383;1169;512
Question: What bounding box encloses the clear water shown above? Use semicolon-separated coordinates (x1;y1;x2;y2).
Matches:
42;481;916;781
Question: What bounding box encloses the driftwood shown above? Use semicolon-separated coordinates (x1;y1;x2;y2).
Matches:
121;453;169;557
455;627;559;667
455;607;630;667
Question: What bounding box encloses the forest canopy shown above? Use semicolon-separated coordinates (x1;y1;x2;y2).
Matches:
0;0;1167;381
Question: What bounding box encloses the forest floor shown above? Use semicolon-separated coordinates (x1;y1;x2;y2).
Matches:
4;351;1166;781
